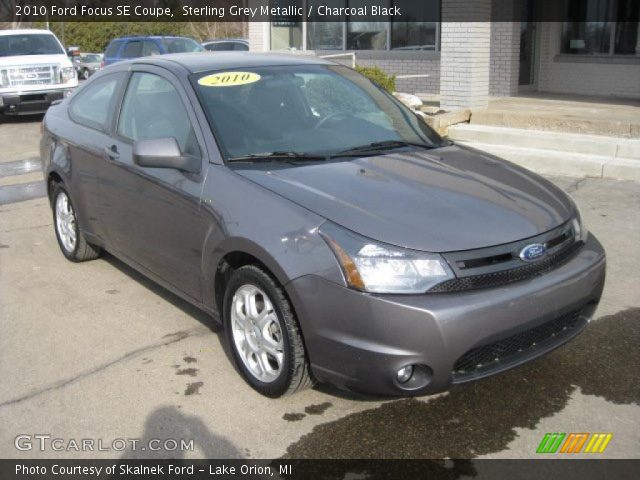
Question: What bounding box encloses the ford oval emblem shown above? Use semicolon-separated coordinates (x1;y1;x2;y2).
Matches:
519;243;547;262
25;73;38;80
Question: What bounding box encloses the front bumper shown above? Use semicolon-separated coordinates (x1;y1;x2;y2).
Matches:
0;88;73;115
286;235;606;396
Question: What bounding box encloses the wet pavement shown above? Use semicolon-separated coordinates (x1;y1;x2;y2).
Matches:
0;116;639;460
0;116;46;204
0;181;46;205
0;158;42;178
283;308;640;458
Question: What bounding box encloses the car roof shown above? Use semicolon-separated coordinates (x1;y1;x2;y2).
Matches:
113;36;195;41
0;29;55;36
203;39;248;44
131;52;334;74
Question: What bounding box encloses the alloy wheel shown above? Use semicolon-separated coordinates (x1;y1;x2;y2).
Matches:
230;284;285;383
55;191;77;253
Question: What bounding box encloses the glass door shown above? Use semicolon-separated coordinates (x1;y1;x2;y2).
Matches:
519;0;538;88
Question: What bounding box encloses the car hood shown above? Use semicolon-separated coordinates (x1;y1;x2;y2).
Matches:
0;54;72;68
234;145;574;252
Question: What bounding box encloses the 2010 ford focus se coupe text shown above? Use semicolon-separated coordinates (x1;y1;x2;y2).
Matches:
40;53;606;397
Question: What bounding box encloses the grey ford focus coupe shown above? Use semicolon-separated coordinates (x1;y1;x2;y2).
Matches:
40;53;606;397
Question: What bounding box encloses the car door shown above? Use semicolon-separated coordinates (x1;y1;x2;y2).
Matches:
97;66;210;301
64;71;126;242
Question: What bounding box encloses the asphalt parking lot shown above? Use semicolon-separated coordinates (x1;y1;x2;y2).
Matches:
0;116;639;460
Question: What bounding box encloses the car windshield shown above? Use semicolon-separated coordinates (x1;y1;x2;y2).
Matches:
161;38;204;54
192;64;446;160
0;33;65;57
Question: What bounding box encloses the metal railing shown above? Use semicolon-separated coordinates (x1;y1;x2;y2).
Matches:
319;52;356;69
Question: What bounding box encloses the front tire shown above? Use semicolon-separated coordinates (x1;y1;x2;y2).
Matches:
82;68;90;80
223;265;313;397
51;183;101;262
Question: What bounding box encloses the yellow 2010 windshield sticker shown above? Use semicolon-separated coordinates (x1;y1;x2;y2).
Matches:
198;72;261;87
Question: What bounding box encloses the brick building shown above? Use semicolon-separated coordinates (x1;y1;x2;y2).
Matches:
247;0;640;110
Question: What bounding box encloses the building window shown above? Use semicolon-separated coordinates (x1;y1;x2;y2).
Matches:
347;19;389;50
270;0;303;50
562;0;639;56
391;0;439;50
275;0;440;52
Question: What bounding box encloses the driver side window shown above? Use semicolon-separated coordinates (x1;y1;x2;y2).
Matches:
117;72;201;158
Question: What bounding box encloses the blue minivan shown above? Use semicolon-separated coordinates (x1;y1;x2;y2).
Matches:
103;36;204;67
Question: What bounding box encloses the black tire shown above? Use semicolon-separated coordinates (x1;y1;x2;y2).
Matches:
82;68;90;80
51;182;102;262
223;265;313;397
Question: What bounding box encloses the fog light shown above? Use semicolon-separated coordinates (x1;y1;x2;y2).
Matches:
396;365;414;384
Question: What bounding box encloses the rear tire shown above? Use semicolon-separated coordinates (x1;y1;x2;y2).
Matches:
51;183;101;262
223;265;313;397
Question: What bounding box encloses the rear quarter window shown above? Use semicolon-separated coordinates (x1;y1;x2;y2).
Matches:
69;73;123;131
104;40;121;57
122;41;143;58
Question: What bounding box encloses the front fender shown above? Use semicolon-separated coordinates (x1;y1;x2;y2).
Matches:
199;166;344;314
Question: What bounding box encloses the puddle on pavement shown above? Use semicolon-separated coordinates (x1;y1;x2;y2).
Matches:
283;308;640;459
176;368;199;377
283;402;333;422
184;382;204;396
283;413;307;422
305;402;333;415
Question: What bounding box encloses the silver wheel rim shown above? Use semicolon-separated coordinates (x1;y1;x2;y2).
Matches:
55;192;77;253
231;284;284;383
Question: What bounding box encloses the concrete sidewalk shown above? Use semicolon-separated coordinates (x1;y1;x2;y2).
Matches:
445;93;640;181
474;93;640;138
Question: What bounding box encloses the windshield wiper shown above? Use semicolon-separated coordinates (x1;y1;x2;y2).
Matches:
227;151;326;163
332;140;436;157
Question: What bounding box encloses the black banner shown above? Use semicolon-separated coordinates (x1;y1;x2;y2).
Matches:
0;0;630;23
1;459;640;480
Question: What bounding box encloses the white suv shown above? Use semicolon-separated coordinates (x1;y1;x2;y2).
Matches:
0;29;78;117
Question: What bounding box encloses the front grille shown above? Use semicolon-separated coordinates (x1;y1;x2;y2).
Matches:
1;65;58;87
429;241;582;293
453;308;584;378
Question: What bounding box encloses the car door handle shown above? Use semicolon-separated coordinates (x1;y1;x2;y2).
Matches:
104;145;119;160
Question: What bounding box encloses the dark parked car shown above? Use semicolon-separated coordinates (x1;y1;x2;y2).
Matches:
40;53;606;398
103;36;203;67
202;39;249;51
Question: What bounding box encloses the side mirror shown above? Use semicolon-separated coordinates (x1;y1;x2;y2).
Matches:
133;137;200;174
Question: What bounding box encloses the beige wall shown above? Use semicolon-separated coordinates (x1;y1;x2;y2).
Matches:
246;0;640;101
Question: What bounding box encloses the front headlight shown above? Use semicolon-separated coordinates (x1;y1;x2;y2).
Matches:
61;67;76;83
570;198;588;243
319;222;454;294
